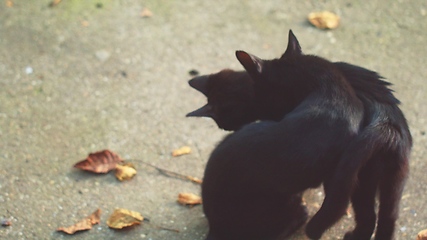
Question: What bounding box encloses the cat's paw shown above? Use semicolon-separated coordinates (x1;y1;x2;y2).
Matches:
278;205;309;239
343;231;356;240
343;230;373;240
305;220;323;239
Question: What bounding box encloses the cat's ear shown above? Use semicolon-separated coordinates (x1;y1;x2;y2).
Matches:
188;75;209;96
281;30;302;58
235;50;264;76
186;103;214;118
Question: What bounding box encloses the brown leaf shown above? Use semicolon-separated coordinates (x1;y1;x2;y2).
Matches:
308;11;340;29
140;8;153;18
57;209;101;235
115;163;137;181
87;208;101;225
177;193;202;206
418;229;427;240
74;149;123;173
172;146;191;157
6;0;13;7
107;208;143;229
49;0;62;7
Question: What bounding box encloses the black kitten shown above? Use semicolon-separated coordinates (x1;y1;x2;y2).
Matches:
188;31;411;240
196;30;365;240
187;70;257;131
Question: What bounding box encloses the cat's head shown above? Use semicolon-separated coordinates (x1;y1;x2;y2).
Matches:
234;30;307;120
186;69;258;131
187;30;311;129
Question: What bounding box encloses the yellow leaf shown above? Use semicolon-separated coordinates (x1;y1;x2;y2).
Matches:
308;11;340;29
177;193;202;206
418;229;427;240
172;146;191;157
107;208;143;229
115;163;137;181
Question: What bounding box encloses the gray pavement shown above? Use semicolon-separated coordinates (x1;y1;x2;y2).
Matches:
0;0;426;239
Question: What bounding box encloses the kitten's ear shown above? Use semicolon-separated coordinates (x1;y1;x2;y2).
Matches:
235;50;263;75
281;30;302;58
188;75;209;96
186;104;214;118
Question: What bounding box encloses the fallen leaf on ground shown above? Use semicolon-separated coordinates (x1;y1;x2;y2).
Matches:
6;0;13;7
49;0;61;7
140;8;153;18
74;149;123;173
115;163;137;181
177;193;202;206
172;146;191;157
418;229;427;240
57;209;101;234
107;208;143;229
308;11;340;29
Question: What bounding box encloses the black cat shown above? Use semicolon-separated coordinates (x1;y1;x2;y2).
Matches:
188;31;411;240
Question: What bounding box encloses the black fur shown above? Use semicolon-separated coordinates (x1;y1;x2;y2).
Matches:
188;30;411;240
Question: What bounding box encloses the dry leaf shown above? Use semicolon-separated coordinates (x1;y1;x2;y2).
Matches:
308;11;340;29
140;8;153;18
57;209;101;234
107;208;143;229
115;163;137;181
74;149;123;173
49;0;61;7
177;193;202;206
172;146;191;157
6;0;13;7
418;229;427;240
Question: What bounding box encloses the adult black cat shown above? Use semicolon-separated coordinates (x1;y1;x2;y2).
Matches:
188;31;411;240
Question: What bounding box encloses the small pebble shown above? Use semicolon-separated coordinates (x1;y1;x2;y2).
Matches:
1;219;11;227
95;50;111;62
188;69;199;76
25;66;33;75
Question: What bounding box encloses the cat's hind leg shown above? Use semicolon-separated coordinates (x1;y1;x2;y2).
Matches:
374;152;409;240
343;160;380;240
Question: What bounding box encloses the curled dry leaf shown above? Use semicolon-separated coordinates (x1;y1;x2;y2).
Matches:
308;11;340;29
177;193;202;206
418;229;427;240
74;149;123;173
107;208;143;229
172;146;191;157
57;209;101;235
115;163;137;181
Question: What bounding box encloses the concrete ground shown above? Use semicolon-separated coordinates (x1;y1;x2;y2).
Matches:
0;0;426;239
